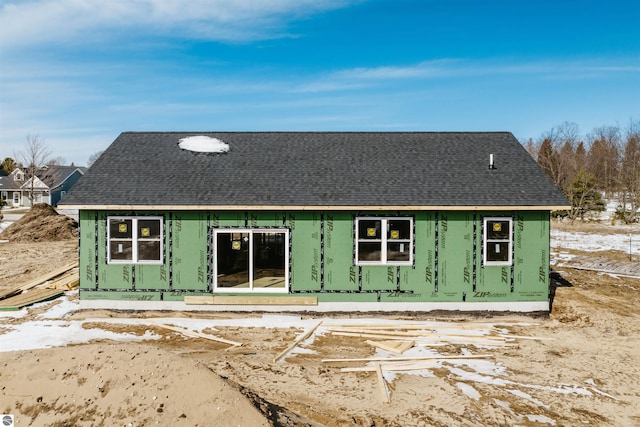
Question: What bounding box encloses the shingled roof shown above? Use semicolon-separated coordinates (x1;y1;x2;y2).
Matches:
60;132;569;210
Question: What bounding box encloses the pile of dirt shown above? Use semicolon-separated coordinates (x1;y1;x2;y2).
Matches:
0;203;78;242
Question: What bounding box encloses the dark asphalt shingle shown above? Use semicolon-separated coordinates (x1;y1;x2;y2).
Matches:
60;132;570;208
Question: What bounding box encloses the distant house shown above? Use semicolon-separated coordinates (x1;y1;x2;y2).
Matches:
0;165;86;208
38;165;87;206
60;132;570;312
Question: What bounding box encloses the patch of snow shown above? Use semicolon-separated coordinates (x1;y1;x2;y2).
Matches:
551;251;577;263
550;230;639;254
178;135;229;153
524;414;556;425
493;399;516;416
36;293;79;319
456;382;481;400
447;366;593;397
506;388;550;408
0;320;160;352
0;309;27;319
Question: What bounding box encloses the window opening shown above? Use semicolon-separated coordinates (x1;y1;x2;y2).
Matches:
483;217;513;266
107;216;163;264
355;217;413;266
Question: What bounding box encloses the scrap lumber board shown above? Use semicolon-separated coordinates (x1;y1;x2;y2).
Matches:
376;363;390;403
148;322;242;347
273;321;323;363
0;288;65;311
366;340;415;355
322;354;491;363
0;288;22;301
327;327;432;337
184;295;318;306
45;270;80;290
18;262;79;291
0;262;79;301
342;363;440;373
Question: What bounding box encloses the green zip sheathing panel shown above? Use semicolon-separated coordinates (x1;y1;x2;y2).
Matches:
323;212;358;291
437;211;474;301
135;213;170;291
79;210;97;289
80;290;161;301
97;212;132;290
171;211;208;291
288;212;321;291
249;211;286;227
399;211;434;293
470;211;512;302
162;291;211;301
382;211;435;302
212;211;245;227
361;266;397;291
513;211;550;301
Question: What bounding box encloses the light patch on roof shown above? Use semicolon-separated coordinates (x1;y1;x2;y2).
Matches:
178;135;229;153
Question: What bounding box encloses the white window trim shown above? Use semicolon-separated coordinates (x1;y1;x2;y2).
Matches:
355;216;413;266
107;216;164;265
483;216;513;266
213;228;290;293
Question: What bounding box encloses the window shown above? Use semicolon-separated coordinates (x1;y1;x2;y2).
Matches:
214;229;289;292
483;217;512;266
107;216;164;264
355;217;413;265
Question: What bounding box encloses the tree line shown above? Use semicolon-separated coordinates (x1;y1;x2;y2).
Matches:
522;119;640;223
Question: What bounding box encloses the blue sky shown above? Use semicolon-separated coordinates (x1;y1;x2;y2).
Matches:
1;0;639;166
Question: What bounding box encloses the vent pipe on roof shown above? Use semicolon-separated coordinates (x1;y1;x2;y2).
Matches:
489;154;496;170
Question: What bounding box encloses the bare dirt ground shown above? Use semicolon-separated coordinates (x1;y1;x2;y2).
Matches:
1;219;639;426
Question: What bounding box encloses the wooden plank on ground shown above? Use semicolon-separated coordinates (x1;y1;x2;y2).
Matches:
18;262;79;291
327;327;432;337
375;363;390;403
148;322;242;348
184;295;318;306
0;288;65;310
342;363;438;373
1;263;78;301
45;270;80;290
273;321;323;363
322;354;491;363
366;340;415;355
0;288;22;301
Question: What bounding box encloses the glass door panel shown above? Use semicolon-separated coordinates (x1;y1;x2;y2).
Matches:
216;232;250;288
253;232;286;289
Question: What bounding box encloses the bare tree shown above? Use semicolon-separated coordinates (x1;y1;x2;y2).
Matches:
87;150;104;167
536;122;580;193
522;138;537;159
18;134;52;206
586;125;621;198
47;156;68;166
618;119;640;223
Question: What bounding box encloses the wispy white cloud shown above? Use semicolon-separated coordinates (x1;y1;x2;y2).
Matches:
294;58;640;92
0;0;358;48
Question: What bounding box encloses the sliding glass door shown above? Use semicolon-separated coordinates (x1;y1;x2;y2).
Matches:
214;229;289;292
